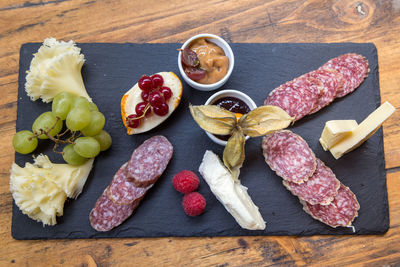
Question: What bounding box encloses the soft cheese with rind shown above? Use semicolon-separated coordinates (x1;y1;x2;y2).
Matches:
199;150;266;230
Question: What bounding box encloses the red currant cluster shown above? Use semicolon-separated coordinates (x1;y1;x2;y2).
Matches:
126;74;173;128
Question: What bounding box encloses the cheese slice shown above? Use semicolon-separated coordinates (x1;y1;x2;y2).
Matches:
319;120;358;151
329;101;395;159
198;150;266;230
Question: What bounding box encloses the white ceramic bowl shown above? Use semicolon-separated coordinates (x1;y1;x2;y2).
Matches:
178;33;234;91
204;89;257;146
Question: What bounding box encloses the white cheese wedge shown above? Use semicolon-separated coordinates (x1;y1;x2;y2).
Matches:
198;150;266;230
319;120;358;151
329;101;395;159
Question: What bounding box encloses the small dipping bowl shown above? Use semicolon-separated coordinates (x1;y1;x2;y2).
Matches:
204;89;257;146
178;33;234;91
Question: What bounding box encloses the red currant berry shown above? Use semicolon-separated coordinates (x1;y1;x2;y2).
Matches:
153;103;169;116
135;102;150;117
141;91;150;102
149;91;165;107
160;86;172;100
138;76;153;92
151;74;164;88
126;114;140;128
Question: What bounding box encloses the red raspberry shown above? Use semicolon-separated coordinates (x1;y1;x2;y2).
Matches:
182;192;206;216
172;170;200;194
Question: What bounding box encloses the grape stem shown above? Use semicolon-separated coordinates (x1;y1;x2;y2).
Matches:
57;128;71;138
41;129;73;144
33;116;84;154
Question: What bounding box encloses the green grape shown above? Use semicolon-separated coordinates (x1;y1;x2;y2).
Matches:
88;102;99;111
93;130;112;151
32;111;63;139
13;130;38;154
72;96;91;110
52;92;75;120
74;137;100;158
62;144;88;166
81;111;105;136
66;107;91;131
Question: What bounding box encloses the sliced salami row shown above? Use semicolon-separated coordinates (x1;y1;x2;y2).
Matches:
262;130;359;228
264;53;369;121
90;136;173;232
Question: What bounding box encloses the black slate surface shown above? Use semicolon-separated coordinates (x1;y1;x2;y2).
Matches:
13;43;389;239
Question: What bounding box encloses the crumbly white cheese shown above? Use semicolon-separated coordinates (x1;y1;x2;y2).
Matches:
10;154;94;226
199;150;266;230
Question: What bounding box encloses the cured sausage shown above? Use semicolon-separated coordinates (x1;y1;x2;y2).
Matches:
107;163;151;205
306;69;343;114
321;53;369;98
262;130;316;184
89;187;139;232
264;53;368;120
126;135;173;187
264;76;321;121
301;183;360;228
262;130;359;228
282;158;340;205
90;135;173;232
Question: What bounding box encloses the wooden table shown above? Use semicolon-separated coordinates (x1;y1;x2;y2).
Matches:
1;0;399;265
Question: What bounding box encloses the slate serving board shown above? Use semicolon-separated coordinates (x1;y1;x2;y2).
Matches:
13;43;388;239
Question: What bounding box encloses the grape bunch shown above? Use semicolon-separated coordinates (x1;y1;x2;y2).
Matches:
126;74;173;128
13;92;112;165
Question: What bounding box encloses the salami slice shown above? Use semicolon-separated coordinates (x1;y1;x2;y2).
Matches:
306;69;343;114
302;183;360;228
89;187;138;232
292;75;323;100
264;76;321;121
126;135;173;187
283;158;340;205
262;130;316;184
321;53;369;98
108;163;151;205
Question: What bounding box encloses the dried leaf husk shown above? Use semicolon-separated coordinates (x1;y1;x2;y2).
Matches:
223;129;246;181
189;105;237;135
239;105;294;137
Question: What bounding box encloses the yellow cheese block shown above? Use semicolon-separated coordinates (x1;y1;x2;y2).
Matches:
329;101;395;159
319;120;358;151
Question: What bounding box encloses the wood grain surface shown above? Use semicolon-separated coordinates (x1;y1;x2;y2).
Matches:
1;0;399;266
